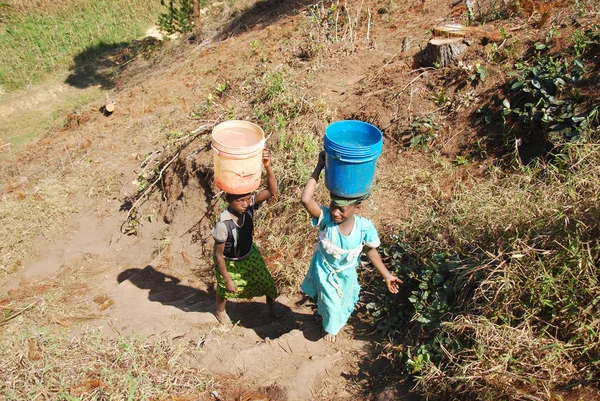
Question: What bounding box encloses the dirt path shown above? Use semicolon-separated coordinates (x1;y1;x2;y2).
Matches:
1;201;408;400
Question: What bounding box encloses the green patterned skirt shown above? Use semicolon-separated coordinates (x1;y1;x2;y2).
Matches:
215;243;278;299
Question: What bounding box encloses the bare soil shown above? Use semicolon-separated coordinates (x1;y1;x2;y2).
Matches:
2;0;597;399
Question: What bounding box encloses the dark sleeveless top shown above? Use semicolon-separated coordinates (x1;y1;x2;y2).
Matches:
212;201;259;260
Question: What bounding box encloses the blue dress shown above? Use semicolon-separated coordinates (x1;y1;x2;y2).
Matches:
301;206;381;335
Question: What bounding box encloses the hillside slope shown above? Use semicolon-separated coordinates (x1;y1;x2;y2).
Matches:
1;0;599;399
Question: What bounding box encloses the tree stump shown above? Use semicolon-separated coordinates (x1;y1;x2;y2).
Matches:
102;94;115;116
424;38;467;68
432;23;468;38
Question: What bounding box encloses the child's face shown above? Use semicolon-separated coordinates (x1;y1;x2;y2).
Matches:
329;203;359;224
228;194;252;215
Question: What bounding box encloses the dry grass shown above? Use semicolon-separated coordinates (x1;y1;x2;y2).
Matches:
0;266;221;400
0;175;82;278
0;326;215;400
392;143;600;399
419;315;580;400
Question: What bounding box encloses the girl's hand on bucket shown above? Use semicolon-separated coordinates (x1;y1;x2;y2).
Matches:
317;151;326;168
385;275;402;294
262;149;271;167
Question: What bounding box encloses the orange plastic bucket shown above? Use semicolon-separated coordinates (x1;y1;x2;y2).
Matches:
211;120;265;194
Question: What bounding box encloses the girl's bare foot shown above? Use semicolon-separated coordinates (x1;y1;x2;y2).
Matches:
323;331;336;343
215;310;231;324
267;298;284;318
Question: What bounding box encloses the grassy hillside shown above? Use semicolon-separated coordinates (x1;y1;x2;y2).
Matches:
0;0;161;91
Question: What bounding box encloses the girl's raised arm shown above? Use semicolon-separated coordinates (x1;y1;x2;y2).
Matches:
301;151;326;219
255;149;278;204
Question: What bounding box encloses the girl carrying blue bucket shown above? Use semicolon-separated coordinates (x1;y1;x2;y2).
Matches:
300;150;402;342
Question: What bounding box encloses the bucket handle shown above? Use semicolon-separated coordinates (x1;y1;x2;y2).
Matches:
335;155;379;163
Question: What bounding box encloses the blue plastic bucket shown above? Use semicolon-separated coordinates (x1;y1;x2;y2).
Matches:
324;120;383;198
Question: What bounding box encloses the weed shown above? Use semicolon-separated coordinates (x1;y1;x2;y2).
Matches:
408;114;440;150
430;89;449;107
215;82;228;96
544;26;561;44
488;37;523;64
251;69;307;134
467;63;488;85
250;39;260;56
455;155;470;165
503;56;589;145
572;24;600;58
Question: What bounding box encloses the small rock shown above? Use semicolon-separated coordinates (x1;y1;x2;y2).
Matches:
375;385;400;401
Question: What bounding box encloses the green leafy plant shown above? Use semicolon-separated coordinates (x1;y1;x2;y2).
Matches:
250;39;260;56
572;24;600;57
408;114;440;150
503;56;588;143
431;89;449;107
215;82;228;96
467;63;488;85
370;234;461;329
455;155;470;165
365;232;464;377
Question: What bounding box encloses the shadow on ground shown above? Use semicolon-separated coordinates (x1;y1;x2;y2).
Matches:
344;312;421;401
65;37;161;89
216;0;319;40
65;41;127;89
118;265;320;340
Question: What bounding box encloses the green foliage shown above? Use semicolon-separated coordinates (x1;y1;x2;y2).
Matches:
368;140;600;398
366;233;463;373
158;0;202;34
478;28;600;156
408;114;439;150
251;68;315;183
253;70;306;133
572;24;600;57
250;39;260;56
503;56;589;143
259;70;287;102
430;89;448;107
404;252;459;328
488;37;521;64
467;63;488;85
215;82;228;96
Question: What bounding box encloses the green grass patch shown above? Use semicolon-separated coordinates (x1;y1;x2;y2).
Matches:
0;80;104;153
0;0;161;92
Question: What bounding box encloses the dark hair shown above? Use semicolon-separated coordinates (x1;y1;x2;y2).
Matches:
224;192;252;202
